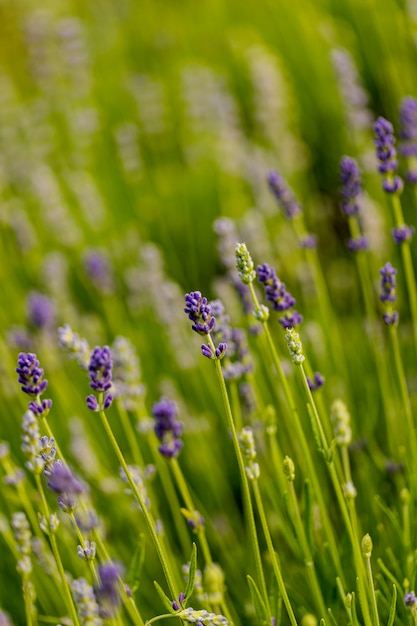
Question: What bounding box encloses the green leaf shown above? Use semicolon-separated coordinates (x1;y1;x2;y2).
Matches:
247;575;270;626
387;585;397;626
184;542;197;603
304;479;313;553
350;592;360;626
154;581;174;613
126;533;145;594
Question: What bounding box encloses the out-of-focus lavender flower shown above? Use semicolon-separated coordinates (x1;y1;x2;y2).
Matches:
58;324;90;370
26;291;55;330
399;97;417;160
86;346;113;411
72;578;103;626
379;262;399;325
45;461;84;511
83;248;115;294
0;611;14;626
95;562;123;618
392;225;415;245
184;292;216;335
267;171;301;219
380;263;397;303
152;398;183;458
405;591;417;607
257;263;302;328
213;217;239;272
299;234;317;249
340;156;362;216
111;336;146;411
347;236;369;252
374;117;403;193
331;48;373;133
306;372;325;392
6;327;32;351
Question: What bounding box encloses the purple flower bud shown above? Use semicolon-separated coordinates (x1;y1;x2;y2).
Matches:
380;262;397;303
201;344;214;359
340;156;362;216
103;394;113;409
16;352;49;398
267;171;302;219
28;398;52;416
307;372;325;391
88;346;113;392
405;591;417;607
299;234;317;249
399;97;417;157
374;117;399;174
278;310;303;329
346;236;369;252
184;291;216;335
46;461;84;511
86;394;99;412
257;264;296;312
382;176;403;194
95;562;123;618
172;601;180;611
152;398;183;459
392;225;415;244
382;311;399;325
27;291;55;330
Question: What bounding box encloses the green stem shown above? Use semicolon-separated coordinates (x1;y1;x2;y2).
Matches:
170;458;212;566
364;555;380;626
97;405;179;599
34;475;81;626
209;336;270;616
69;512;99;586
252;480;298;626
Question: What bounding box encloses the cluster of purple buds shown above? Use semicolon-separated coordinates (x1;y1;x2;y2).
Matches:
45;461;84;512
340;156;362;217
306;372;325;392
347;236;368;252
95;562;123;618
172;592;186;612
405;591;417;608
16;352;52;417
26;291;55;330
86;346;113;411
152;398;183;459
392;225;415;245
379;262;399;325
399;97;417;182
374;117;403;194
184;292;227;360
257;263;302;329
267;171;302;219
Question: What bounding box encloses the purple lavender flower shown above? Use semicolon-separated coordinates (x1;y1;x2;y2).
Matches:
374;117;403;193
83;248;115;294
392;225;415;245
340;156;362;216
16;352;48;397
201;342;227;360
299;234;317;249
347;236;368;252
399;97;417;158
26;291;55;330
380;263;398;325
152;398;183;458
87;346;113;411
257;263;303;328
306;372;325;392
405;591;417;607
380;263;397;303
45;461;84;511
96;562;123;618
267;171;302;219
184;291;216;335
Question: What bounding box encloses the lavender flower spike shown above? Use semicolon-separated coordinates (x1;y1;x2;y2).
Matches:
399;97;417;158
379;262;399;326
374;117;403;194
152;398;183;458
16;353;48;397
95;562;123;618
87;346;113;411
339;156;362;216
46;461;84;512
184;291;216;335
267;171;302;219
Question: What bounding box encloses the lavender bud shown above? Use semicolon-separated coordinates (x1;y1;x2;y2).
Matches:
184;291;216;335
267;171;302;219
392;225;415;244
152;398;183;459
340;156;362;216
